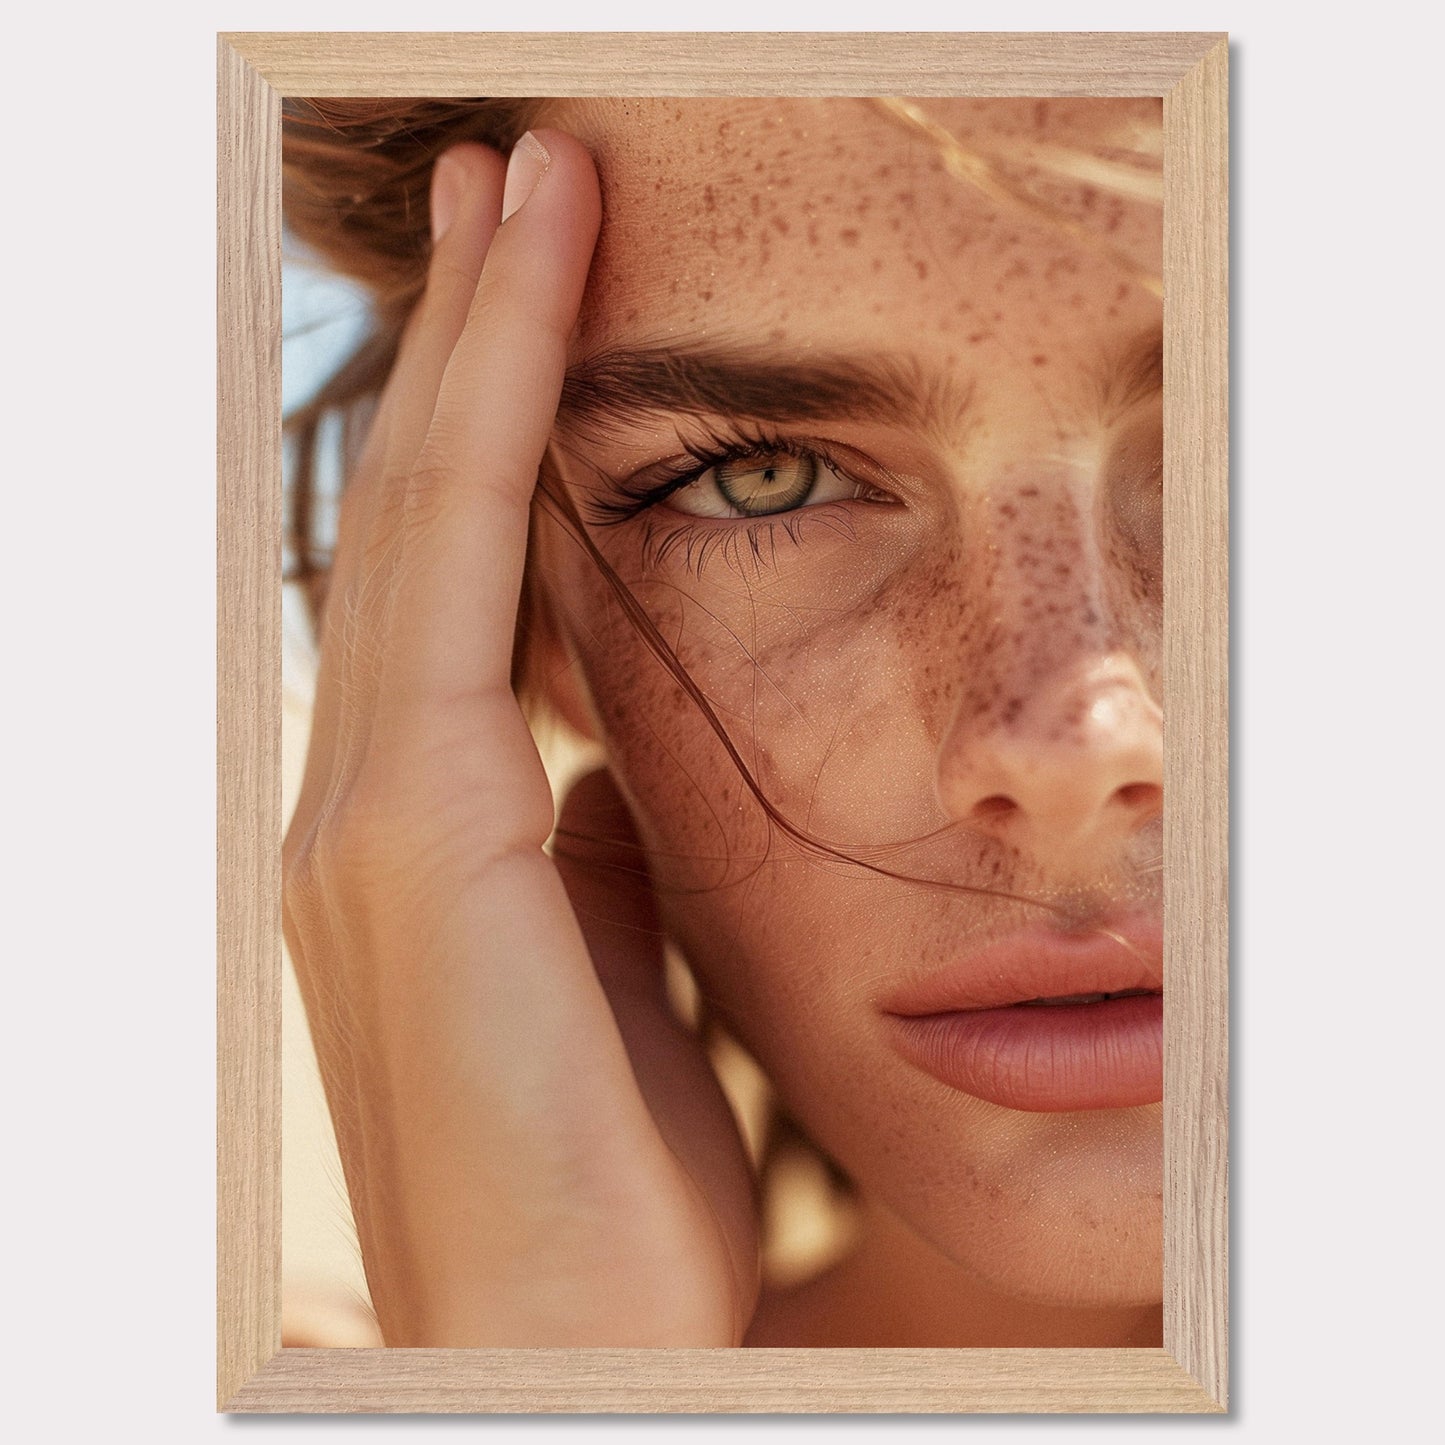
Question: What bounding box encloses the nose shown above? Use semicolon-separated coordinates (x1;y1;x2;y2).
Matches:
931;455;1164;867
935;650;1163;865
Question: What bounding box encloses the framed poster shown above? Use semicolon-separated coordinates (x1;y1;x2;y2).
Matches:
218;30;1228;1413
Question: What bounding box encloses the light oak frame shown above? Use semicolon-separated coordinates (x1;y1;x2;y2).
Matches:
218;30;1228;1414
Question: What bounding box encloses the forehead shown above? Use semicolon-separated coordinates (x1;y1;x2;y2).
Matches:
549;97;1162;364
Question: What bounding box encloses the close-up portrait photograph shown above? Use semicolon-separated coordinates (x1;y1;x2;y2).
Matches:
281;86;1171;1349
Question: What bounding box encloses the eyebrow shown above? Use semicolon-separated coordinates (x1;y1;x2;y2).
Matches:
558;326;1163;442
559;346;978;447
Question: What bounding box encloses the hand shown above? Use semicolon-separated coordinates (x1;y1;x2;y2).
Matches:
281;133;761;1347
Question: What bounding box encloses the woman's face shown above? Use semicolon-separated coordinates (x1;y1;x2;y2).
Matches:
538;97;1165;1306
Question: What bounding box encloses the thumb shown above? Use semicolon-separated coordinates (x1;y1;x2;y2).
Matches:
551;768;667;1001
554;767;762;1334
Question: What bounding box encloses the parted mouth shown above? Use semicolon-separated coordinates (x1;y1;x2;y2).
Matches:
1016;985;1161;1007
879;918;1165;1111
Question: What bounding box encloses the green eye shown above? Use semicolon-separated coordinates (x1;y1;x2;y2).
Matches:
663;448;861;520
713;454;818;515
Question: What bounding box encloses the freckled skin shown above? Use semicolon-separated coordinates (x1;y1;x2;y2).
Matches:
535;98;1165;1315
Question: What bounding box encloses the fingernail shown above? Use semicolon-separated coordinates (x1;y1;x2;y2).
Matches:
430;151;465;243
501;132;550;223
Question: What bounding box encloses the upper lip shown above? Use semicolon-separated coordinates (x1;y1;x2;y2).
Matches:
878;915;1163;1016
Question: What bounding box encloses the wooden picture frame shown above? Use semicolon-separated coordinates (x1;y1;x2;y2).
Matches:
218;30;1228;1414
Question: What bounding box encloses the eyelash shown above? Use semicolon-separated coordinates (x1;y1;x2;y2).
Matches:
582;422;879;577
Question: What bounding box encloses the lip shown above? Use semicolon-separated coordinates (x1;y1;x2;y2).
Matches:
880;917;1163;1112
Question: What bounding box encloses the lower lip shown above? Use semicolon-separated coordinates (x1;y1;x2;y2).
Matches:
887;993;1163;1112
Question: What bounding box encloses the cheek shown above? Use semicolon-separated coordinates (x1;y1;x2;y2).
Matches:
540;518;988;1024
546;535;773;890
1102;420;1164;687
558;519;988;860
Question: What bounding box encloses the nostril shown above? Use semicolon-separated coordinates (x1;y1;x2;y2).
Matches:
1115;782;1160;811
972;794;1018;821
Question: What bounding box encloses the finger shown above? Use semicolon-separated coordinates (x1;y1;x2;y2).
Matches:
292;145;509;834
372;128;601;715
371;144;512;498
327;144;508;623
